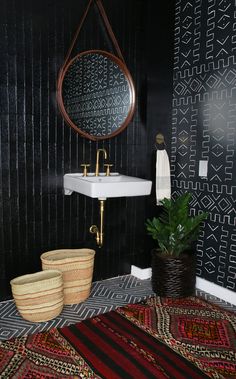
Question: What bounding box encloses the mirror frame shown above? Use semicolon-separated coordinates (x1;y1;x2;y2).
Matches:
57;50;136;141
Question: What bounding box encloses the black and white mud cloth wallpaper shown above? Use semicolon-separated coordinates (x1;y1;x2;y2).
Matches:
171;0;236;292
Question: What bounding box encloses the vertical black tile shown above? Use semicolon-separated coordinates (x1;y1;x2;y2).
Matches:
0;0;156;300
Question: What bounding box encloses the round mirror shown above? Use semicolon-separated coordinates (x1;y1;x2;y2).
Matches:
57;50;135;141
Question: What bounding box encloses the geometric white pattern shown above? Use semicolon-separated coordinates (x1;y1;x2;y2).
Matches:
0;275;154;341
172;0;236;292
0;275;235;342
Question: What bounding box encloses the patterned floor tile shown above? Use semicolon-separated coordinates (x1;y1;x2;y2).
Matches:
0;275;235;341
0;275;153;341
196;289;236;312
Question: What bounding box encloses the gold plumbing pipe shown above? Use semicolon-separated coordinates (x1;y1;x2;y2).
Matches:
99;200;105;246
90;148;108;246
89;199;105;248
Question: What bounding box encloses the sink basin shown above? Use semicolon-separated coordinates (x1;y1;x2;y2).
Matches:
64;173;152;199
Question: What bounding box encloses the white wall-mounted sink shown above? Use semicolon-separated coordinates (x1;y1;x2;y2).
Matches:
64;173;152;200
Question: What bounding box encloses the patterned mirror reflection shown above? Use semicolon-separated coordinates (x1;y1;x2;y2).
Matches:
57;50;135;141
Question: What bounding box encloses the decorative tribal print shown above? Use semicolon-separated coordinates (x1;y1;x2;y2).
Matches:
0;331;87;378
57;308;208;379
118;296;236;379
0;296;235;378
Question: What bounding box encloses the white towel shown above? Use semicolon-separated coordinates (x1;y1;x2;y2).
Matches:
156;149;171;205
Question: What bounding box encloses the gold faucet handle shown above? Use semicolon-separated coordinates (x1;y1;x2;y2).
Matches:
104;164;113;176
80;164;90;176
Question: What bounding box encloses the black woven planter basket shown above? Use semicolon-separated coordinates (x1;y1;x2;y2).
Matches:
151;249;196;298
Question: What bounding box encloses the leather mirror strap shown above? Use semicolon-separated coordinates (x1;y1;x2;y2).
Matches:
62;0;93;69
95;0;125;63
62;0;125;71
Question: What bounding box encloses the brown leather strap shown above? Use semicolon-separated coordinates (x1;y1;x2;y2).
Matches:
62;0;125;69
95;0;125;62
63;0;93;67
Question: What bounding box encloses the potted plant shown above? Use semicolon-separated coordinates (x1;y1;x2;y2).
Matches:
145;192;208;298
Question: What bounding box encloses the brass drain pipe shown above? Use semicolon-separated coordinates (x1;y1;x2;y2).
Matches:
89;199;105;248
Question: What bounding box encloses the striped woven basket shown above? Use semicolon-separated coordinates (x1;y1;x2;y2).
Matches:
40;249;96;305
10;270;64;322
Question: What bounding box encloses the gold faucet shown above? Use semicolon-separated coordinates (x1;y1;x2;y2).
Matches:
95;148;107;176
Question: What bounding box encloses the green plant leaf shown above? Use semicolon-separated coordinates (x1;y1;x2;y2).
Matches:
145;193;208;257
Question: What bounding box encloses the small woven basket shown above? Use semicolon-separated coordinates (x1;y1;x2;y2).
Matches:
151;250;196;298
10;270;64;322
40;249;96;305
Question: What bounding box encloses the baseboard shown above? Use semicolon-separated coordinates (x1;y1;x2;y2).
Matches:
196;277;236;306
131;265;152;280
131;265;236;305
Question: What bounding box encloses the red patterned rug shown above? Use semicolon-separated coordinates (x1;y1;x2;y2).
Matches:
0;296;235;378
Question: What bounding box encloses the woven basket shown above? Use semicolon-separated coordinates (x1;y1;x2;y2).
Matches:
10;270;64;322
40;249;96;305
151;249;196;298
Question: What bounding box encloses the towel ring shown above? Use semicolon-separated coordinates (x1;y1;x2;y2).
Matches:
155;133;166;149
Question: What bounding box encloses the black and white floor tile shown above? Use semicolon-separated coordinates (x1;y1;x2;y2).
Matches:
0;275;235;341
0;275;154;341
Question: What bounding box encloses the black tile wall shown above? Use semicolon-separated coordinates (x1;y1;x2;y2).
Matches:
0;0;175;300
